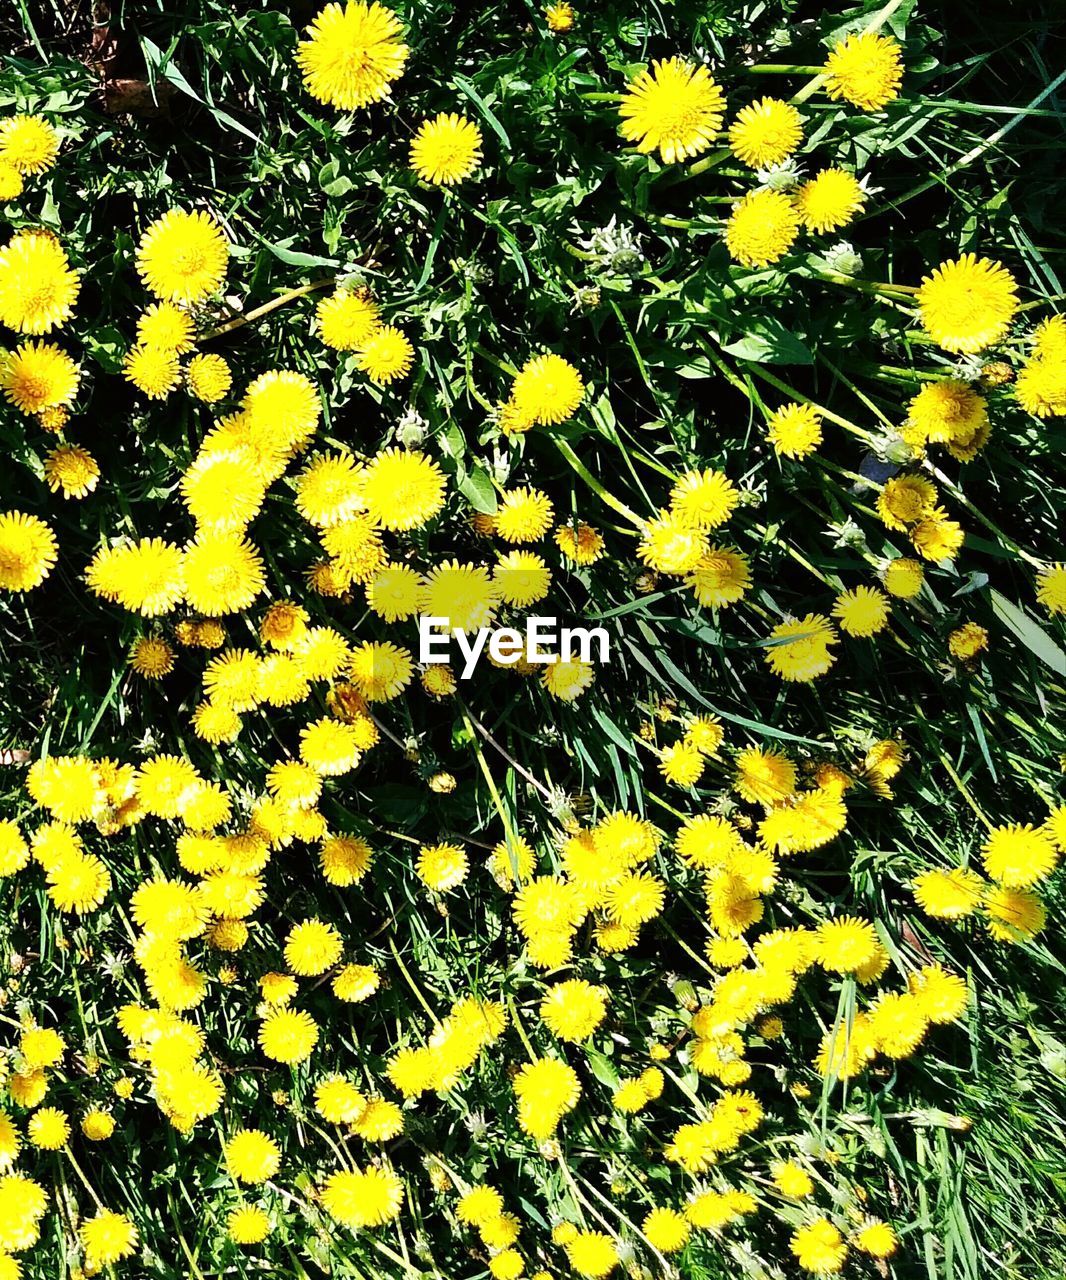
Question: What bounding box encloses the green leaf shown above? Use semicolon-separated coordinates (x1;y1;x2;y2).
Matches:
990;589;1066;676
451;73;511;149
258;239;341;269
721;319;813;365
457;465;498;514
140;37;261;142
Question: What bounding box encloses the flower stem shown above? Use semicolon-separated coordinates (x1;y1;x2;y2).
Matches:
682;146;731;179
199;277;337;343
811;269;918;296
748;64;822;74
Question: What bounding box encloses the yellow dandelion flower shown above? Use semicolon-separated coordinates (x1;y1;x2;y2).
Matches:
642;1207;691;1253
1016;355;1066;418
258;1008;319;1063
320;1166;403;1227
948;621;988;661
355;323;414;384
513;1057;580;1139
814;916;879;974
877;474;937;531
734;745;796;806
136;209;227;304
541;654;594;701
882;557;923;599
540;979;607;1042
229;1205;270;1245
913;866;984;919
0;1173;48;1252
457;1185;504;1227
0;115;59;174
43;444;99;499
510;353;584;425
296;2;408;111
332;962;380;1002
832;585;890;637
868;991;929;1058
27;1107;69;1150
316;288;381;350
0;162;23;200
724;189;800;267
910;507;964;563
495;486;554;542
80;1209;138;1268
688;545;751;608
1036;563;1066;614
823;31;903;111
794;168;865;233
544;2;574;32
350;1097;403;1141
0;341;79;415
908;964;968;1024
659;740;705;786
854;1220;898;1259
981;823;1058;888
186;352;232;402
349;639;413;701
765;613;837;681
417;841;468;892
0;822;29;876
565;1230;619;1278
985;884;1046;943
182;530;265;615
555;520;604;564
180;447;266;531
790;1216;847;1274
916;254;1018;354
421;560;498;632
224;1129;281;1184
81;1109;115;1142
422;664;457;697
0;229;80;334
767;402;822;457
670;468;738;530
618;58;726;164
285;918;343;975
129;635;175;678
410;113;482;185
728;98;802;168
260;600;309;650
638;512;708;575
0;511;58;592
907;378;988;445
494;550;551;607
136;301;195;352
243;368;321;453
123;343;180;399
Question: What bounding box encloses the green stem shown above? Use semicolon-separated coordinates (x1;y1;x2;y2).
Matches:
388;937;441;1025
748;64;822;74
922;461;1041;567
552;438;645;527
744;364;877;445
810;269;918;297
683;146;731;179
199;277;337;342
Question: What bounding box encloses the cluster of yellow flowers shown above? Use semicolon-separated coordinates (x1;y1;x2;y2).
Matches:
0;715;971;1274
913;813;1066;946
0;3;1063;1276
